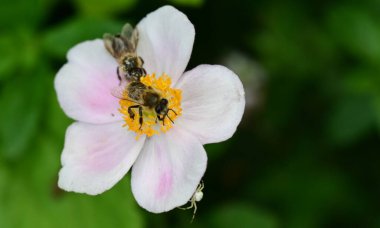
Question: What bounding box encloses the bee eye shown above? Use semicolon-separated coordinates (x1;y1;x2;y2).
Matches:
161;99;168;105
155;105;162;114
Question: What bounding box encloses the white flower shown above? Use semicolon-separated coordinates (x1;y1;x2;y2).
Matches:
55;5;245;213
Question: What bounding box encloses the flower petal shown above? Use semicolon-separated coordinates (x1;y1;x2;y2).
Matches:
131;127;207;213
58;122;145;195
136;5;195;85
55;39;121;124
176;64;245;144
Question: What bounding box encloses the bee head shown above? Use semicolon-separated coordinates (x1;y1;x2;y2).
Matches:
155;98;168;115
123;56;138;70
128;68;146;81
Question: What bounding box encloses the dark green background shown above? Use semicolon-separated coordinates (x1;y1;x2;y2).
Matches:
1;0;380;227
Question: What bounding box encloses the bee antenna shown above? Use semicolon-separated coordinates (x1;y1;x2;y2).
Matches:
166;114;174;124
168;109;177;116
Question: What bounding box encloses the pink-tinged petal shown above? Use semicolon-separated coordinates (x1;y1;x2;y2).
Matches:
131;127;207;213
136;5;195;85
58;122;145;195
176;64;245;144
55;39;121;124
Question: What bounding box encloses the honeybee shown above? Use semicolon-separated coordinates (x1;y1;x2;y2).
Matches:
103;23;146;82
103;24;177;129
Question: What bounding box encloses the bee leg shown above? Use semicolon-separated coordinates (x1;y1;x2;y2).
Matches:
139;56;144;65
128;105;143;129
157;115;165;126
138;106;143;130
117;68;122;85
128;105;140;120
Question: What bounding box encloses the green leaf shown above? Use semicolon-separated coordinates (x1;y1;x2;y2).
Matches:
0;30;39;81
169;0;204;7
252;4;336;77
0;36;17;81
343;68;380;96
326;95;375;145
249;160;354;228
0;67;47;160
0;135;144;228
42;18;124;58
327;5;380;65
206;203;278;228
73;0;137;17
373;95;380;131
339;67;380;139
204;141;230;160
0;0;57;29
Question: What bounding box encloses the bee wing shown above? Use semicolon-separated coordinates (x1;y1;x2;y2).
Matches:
121;23;133;40
111;82;143;105
103;33;126;59
120;23;139;52
103;23;140;59
111;82;128;100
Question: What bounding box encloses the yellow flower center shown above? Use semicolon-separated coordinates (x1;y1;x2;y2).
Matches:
119;73;182;138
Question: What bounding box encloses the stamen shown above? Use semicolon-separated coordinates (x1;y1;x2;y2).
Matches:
119;73;182;138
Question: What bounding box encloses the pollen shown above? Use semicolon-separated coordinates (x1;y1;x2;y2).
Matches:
118;73;182;139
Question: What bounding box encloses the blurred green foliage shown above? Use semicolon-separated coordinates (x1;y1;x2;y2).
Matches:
73;0;137;17
0;0;380;227
43;18;124;57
